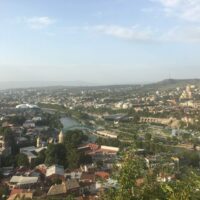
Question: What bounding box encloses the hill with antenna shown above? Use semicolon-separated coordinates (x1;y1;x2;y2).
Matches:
144;78;200;90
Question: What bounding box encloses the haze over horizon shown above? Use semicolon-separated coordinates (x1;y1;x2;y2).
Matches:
0;79;159;89
1;0;200;84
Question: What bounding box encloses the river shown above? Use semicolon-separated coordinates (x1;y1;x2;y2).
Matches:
60;117;79;130
60;117;97;142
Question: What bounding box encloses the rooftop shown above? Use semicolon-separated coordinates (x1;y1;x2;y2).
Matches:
10;176;38;185
46;165;64;177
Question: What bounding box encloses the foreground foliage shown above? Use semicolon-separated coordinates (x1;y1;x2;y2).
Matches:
101;151;200;200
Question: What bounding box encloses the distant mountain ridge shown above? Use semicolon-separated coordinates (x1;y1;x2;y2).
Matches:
0;81;96;89
0;79;200;90
144;78;200;90
156;78;200;85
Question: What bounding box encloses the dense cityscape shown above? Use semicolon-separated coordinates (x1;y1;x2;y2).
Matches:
1;0;200;199
0;79;200;199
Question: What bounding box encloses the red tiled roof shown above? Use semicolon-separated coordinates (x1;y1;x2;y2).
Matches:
88;149;117;155
80;172;95;182
79;143;99;151
95;171;110;179
88;143;99;150
10;189;23;195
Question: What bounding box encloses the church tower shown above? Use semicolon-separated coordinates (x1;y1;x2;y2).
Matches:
58;130;64;144
36;136;42;148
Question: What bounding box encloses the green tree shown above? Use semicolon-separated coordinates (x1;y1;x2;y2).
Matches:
45;144;66;166
111;155;146;200
1;155;16;167
0;184;9;200
79;153;92;165
65;195;75;200
31;149;46;168
145;133;152;142
8;115;26;126
67;145;80;169
0;128;19;156
101;151;200;200
64;130;88;147
16;153;29;167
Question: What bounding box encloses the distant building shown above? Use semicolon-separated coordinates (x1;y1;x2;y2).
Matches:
0;135;11;156
20;146;46;164
36;136;42;148
80;172;96;194
32;117;42;122
95;171;110;180
140;117;180;128
66;179;80;194
96;130;117;138
47;183;67;197
58;130;64;144
23;120;35;128
180;85;193;100
47;180;80;197
9;176;39;189
7;189;33;200
2;122;13;128
100;145;119;153
46;165;65;181
16;104;39;109
79;143;119;161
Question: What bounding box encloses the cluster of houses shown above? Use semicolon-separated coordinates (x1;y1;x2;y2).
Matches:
1;146;180;200
1;142;120;200
1;84;200;199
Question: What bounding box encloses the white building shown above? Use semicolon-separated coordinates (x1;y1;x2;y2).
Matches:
96;131;118;138
0;136;11;156
46;165;64;178
58;131;64;144
16;104;39;109
23;120;35;128
20;146;46;163
9;176;38;188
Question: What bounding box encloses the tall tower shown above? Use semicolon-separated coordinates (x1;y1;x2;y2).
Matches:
186;85;192;99
58;130;64;144
36;136;42;148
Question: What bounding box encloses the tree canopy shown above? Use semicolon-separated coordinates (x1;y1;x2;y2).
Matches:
101;151;200;200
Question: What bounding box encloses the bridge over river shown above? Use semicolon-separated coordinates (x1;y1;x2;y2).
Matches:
60;117;95;131
63;124;94;131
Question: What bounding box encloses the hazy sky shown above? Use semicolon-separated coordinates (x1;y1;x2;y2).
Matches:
1;0;200;84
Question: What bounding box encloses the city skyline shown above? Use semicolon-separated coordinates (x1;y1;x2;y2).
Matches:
1;0;200;84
